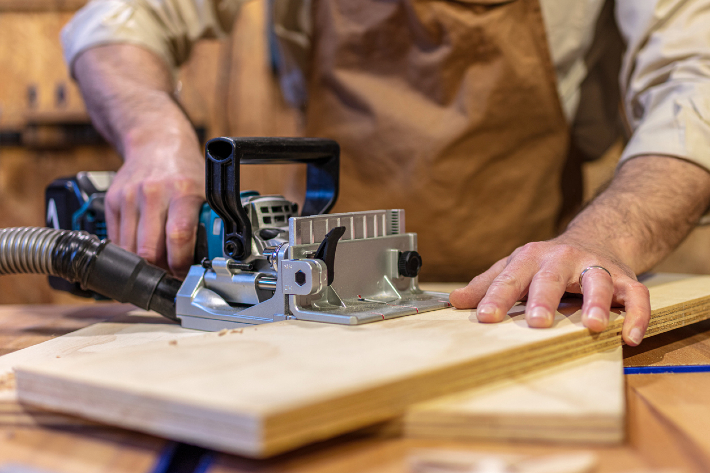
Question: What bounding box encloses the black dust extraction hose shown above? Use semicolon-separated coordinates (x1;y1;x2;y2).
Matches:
0;227;182;322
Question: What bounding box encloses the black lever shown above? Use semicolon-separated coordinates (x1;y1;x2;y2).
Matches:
205;137;340;260
314;226;346;286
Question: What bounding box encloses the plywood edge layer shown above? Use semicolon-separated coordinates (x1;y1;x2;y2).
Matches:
404;414;625;445
16;372;267;457
405;414;623;429
258;332;627;453
404;363;626;446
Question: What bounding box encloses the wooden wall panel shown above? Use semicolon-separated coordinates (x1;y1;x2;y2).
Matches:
0;12;85;125
0;1;300;304
0;12;120;304
0;1;86;12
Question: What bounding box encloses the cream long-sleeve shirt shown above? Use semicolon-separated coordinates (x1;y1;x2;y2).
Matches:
61;0;710;177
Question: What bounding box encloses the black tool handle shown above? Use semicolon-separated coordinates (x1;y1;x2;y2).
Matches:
205;137;340;260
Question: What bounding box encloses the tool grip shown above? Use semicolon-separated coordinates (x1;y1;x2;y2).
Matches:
205;137;340;260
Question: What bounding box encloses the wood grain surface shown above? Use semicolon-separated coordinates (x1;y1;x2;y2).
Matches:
624;318;710;367
0;303;167;473
1;282;625;448
0;307;630;472
0;301;706;471
405;347;624;445
14;275;710;458
626;373;710;471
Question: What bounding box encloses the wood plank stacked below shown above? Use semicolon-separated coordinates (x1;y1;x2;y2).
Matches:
13;276;710;457
405;347;624;444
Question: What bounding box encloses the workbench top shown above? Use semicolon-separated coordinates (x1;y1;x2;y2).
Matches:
0;302;708;473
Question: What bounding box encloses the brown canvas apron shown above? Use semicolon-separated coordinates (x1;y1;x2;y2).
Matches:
303;0;570;282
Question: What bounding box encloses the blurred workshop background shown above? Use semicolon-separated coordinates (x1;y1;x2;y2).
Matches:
1;0;708;305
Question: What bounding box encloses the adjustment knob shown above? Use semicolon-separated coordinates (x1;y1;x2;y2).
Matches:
224;237;244;259
398;251;422;278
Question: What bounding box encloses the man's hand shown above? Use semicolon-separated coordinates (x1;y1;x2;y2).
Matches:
450;156;710;346
105;135;204;277
74;45;205;277
449;237;650;346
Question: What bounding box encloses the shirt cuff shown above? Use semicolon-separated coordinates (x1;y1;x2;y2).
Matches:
620;82;710;224
61;1;181;76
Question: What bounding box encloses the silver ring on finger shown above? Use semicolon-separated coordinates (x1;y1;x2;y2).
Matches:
579;265;612;294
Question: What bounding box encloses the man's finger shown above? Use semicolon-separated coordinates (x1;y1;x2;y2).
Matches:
135;184;168;266
118;189;139;253
580;267;614;332
449;258;507;309
476;262;536;323
525;266;573;328
105;194;121;245
617;279;651;346
165;196;203;278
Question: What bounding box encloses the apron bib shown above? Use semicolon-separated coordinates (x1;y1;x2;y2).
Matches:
304;0;570;281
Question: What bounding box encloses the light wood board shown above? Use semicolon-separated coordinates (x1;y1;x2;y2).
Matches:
405;346;624;444
404;276;685;446
0;308;623;442
0;311;200;428
13;275;710;457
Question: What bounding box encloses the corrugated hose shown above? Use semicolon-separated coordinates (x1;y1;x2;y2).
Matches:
0;227;181;321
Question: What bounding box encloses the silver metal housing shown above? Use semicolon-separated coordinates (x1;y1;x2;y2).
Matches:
176;208;450;331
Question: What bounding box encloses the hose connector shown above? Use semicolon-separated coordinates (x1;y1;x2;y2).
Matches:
0;227;181;321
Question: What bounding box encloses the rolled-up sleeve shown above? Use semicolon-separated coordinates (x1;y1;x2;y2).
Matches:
617;0;710;173
61;0;246;74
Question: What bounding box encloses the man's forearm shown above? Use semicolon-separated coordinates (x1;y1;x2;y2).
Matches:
451;154;710;346
73;44;198;156
565;156;710;273
72;44;206;276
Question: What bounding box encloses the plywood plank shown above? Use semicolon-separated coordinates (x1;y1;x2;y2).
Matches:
0;309;199;427
0;301;622;442
405;347;624;444
14;275;710;457
0;304;167;473
402;274;687;446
